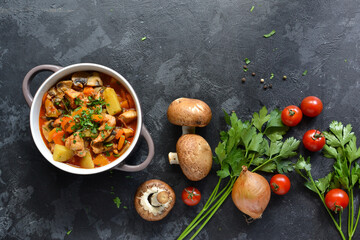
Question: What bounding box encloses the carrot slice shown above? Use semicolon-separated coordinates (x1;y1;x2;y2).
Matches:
117;135;126;150
61;116;76;133
93;154;109;167
47;128;57;142
120;88;126;99
52;130;65;145
115;129;124;139
120;100;129;109
91;114;104;123
71;106;87;117
83;87;94;96
42;93;48;105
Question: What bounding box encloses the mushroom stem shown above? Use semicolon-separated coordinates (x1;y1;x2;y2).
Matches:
168;152;179;165
182;126;195;135
150;191;169;206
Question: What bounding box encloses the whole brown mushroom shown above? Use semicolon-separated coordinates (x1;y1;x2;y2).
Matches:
134;179;175;221
167;98;212;135
168;134;212;181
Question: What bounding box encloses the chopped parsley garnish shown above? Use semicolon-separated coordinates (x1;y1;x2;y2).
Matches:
87;97;106;107
113;197;121;208
104;123;113;130
141;37;147;41
73;140;76;144
270;73;274;80
302;70;308;76
244;58;251;65
104;142;113;147
56;127;62;132
263;30;276;38
74;97;83;106
250;6;254;12
123;206;128;209
113;154;120;157
105;151;110;157
67;230;72;235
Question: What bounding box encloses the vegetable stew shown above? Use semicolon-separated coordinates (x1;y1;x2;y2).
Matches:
39;71;137;168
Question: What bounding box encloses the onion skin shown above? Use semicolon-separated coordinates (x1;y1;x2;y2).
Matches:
231;166;271;219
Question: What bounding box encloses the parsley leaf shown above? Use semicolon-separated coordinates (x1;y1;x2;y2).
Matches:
264;109;289;141
244;58;251;65
251;106;270;132
270;73;274;80
113;197;121;208
250;5;255;12
263;30;276;38
302;70;308;76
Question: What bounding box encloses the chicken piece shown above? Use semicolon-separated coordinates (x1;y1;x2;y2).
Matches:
118;110;137;124
93;114;116;143
65;133;86;157
44;99;61;118
64;89;82;108
91;142;104;154
123;128;134;139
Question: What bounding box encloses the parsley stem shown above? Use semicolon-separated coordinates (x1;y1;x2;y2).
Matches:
351;204;360;237
308;171;346;240
251;155;280;172
247;153;255;168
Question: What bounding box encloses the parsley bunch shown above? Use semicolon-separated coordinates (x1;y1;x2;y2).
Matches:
295;121;360;240
178;106;300;240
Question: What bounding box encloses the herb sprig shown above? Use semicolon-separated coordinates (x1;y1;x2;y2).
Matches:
295;121;360;240
178;106;300;240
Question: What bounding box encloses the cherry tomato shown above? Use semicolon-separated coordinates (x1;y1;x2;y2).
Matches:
301;96;323;117
182;187;201;206
281;105;303;127
270;174;291;195
325;189;349;213
303;129;326;152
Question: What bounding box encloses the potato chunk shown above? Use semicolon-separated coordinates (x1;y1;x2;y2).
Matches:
79;151;94;169
53;144;74;162
103;87;122;115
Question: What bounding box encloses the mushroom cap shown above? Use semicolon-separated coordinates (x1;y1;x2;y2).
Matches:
167;98;212;127
134;179;176;221
176;134;213;181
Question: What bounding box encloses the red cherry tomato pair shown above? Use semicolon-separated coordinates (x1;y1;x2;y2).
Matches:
182;187;201;206
270;174;291;195
281;96;323;127
281;96;325;152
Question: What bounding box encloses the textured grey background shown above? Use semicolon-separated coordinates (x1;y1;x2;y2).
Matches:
1;0;360;239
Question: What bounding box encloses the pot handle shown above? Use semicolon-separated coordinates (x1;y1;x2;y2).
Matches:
114;124;155;172
22;64;63;107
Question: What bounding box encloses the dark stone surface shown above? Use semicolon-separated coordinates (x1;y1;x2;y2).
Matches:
0;0;359;239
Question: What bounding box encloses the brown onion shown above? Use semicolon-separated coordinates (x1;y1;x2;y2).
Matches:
231;166;271;219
